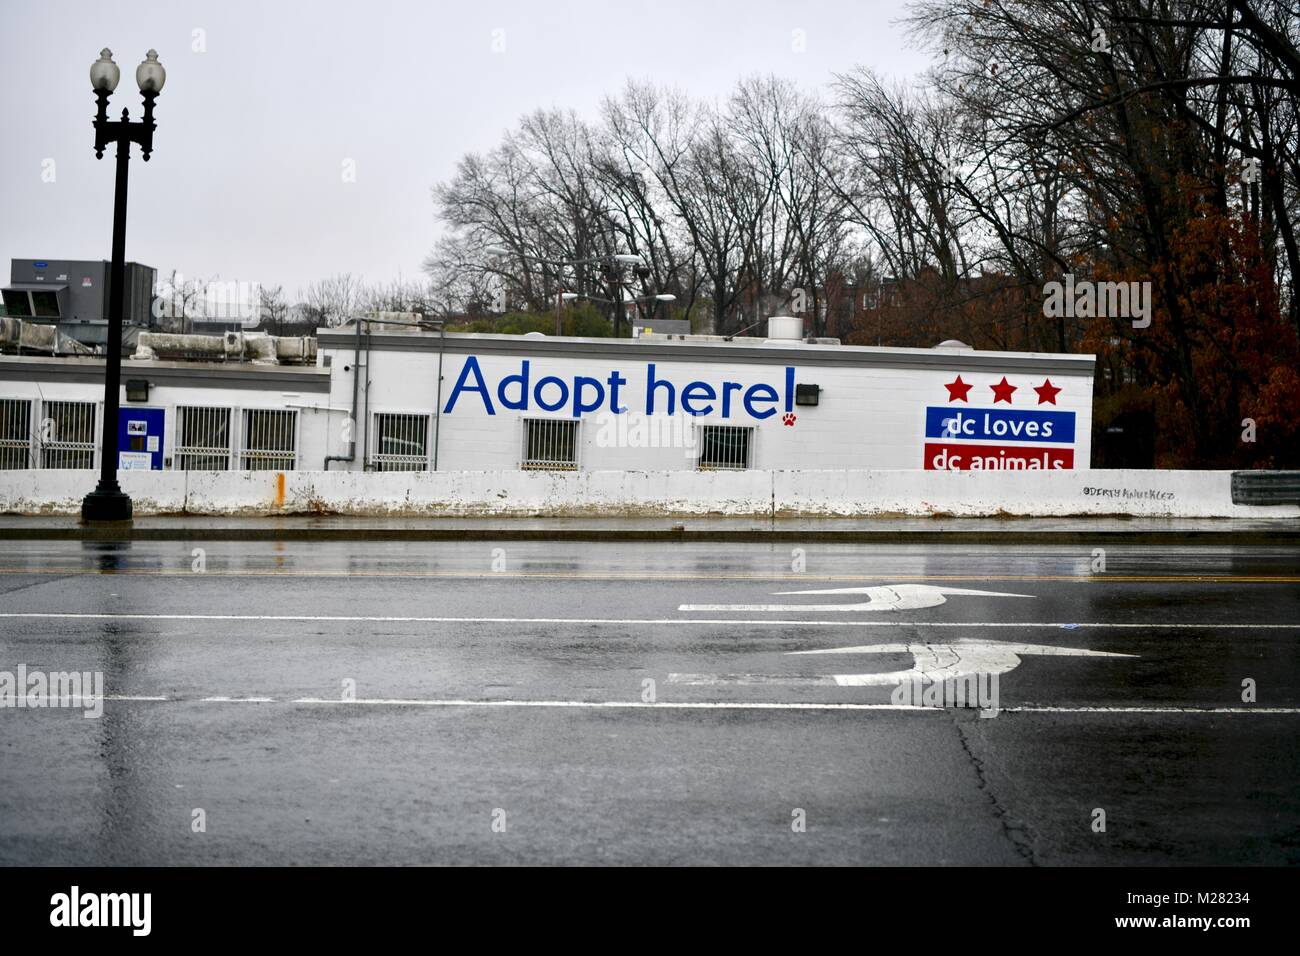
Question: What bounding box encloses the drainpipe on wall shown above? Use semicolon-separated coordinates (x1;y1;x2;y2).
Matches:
323;317;362;470
361;326;372;471
322;314;444;471
433;323;445;470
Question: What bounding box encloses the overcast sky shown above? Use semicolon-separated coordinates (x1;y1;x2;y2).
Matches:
0;0;931;300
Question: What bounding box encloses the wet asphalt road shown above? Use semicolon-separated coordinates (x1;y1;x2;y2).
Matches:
0;538;1297;866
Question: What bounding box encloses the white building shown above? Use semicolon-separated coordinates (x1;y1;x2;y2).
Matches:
0;322;1095;475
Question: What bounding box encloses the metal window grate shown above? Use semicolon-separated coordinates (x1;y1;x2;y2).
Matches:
240;408;297;471
697;424;752;470
372;413;429;471
521;418;579;470
175;406;232;470
39;400;96;469
0;399;33;470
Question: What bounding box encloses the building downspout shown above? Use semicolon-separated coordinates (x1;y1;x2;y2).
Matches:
361;325;372;471
321;314;441;471
433;323;445;470
323;318;362;470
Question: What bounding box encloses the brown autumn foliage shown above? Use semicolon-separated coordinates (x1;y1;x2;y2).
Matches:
1079;208;1300;468
841;205;1300;468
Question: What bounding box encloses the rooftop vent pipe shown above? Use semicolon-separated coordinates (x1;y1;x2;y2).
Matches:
132;330;316;365
0;317;94;356
765;315;803;341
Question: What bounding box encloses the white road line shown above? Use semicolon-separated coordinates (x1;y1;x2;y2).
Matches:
14;695;1300;714
290;698;937;711
669;674;838;686
1000;706;1300;714
7;694;1299;714
0;612;1297;629
14;695;171;703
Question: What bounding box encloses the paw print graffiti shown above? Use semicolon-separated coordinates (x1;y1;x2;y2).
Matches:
782;413;797;426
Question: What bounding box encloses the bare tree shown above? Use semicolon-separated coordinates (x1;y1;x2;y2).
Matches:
903;0;1300;463
153;269;210;333
257;284;289;335
300;273;364;328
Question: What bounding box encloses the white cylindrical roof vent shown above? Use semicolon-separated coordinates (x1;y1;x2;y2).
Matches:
766;315;803;340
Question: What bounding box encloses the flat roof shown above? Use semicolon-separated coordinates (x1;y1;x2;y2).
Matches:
317;328;1097;375
0;354;331;392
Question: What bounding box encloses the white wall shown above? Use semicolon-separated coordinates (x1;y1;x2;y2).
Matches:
3;337;1095;476
0;377;332;472
1;469;1291;519
348;345;1095;473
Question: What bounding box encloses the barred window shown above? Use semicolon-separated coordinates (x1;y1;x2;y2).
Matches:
697;424;752;470
372;413;429;471
240;408;297;471
521;418;579;470
175;406;232;470
40;400;97;469
0;399;33;470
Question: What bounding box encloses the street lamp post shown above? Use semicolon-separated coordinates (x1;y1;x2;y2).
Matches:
606;253;645;339
554;291;578;335
81;48;165;524
573;292;676;334
612;276;623;337
487;247;655;338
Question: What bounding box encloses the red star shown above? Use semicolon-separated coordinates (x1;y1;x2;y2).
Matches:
944;376;972;402
1034;378;1062;405
990;377;1017;403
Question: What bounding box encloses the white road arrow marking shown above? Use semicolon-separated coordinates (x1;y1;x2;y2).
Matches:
679;584;1032;613
786;638;1135;686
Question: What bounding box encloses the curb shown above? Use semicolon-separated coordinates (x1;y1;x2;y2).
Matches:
2;526;1298;545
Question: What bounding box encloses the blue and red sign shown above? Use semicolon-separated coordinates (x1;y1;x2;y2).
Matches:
924;376;1076;470
924;441;1075;471
925;407;1075;443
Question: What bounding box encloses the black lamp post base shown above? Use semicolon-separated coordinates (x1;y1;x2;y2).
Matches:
81;487;133;524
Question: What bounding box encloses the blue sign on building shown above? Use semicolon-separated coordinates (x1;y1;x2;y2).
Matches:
924;406;1076;444
117;407;166;470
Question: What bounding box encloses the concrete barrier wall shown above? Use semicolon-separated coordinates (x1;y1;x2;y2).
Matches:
771;469;1300;518
0;468;1294;519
